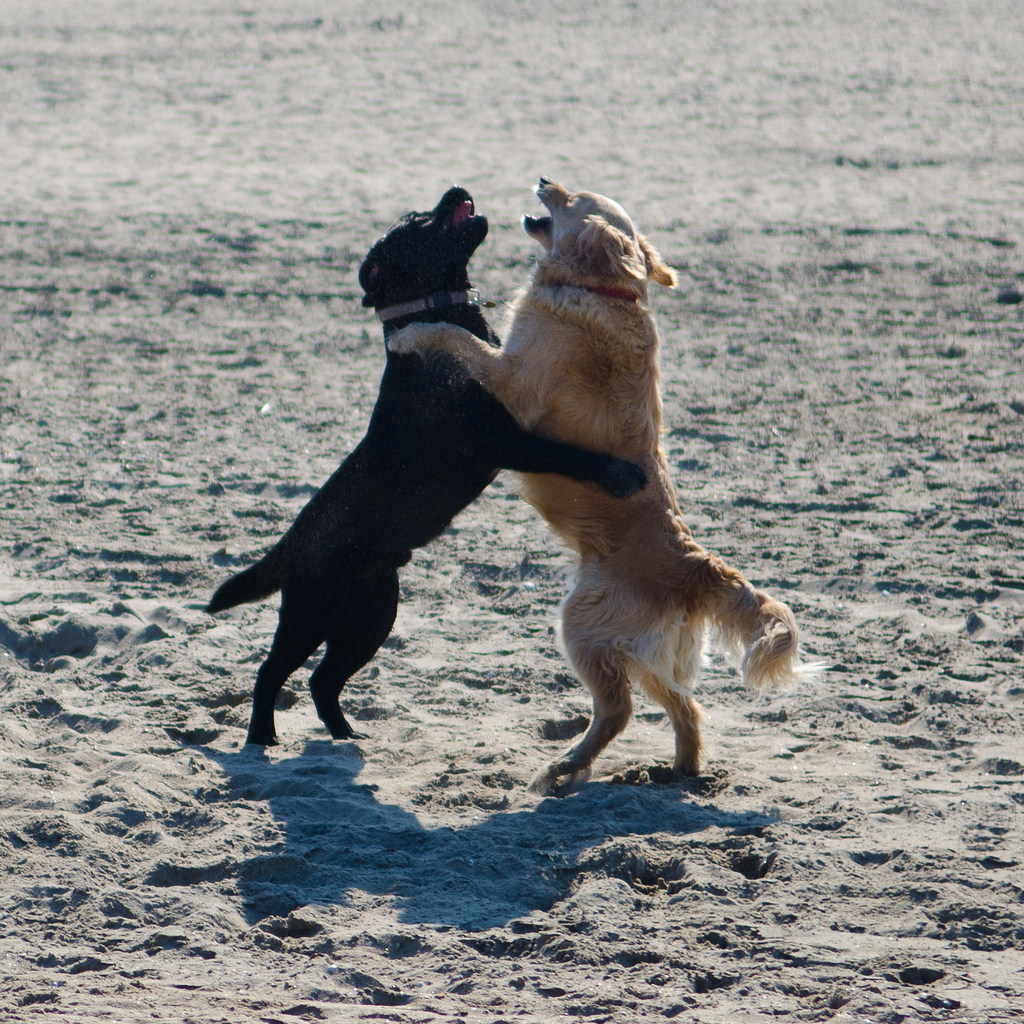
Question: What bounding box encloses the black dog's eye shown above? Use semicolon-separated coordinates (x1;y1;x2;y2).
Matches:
367;263;382;282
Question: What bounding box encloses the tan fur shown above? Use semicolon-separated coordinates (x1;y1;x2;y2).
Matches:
390;180;808;795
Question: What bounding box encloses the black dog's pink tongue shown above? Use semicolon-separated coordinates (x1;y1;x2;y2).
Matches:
450;200;473;227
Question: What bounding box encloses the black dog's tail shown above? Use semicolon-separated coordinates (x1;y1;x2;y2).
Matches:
207;551;283;614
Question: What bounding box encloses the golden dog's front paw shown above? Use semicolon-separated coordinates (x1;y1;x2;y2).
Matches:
386;322;449;356
386;324;425;356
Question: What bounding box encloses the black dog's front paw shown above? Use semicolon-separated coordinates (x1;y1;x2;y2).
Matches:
599;457;647;498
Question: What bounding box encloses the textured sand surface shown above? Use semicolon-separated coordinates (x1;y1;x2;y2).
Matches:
1;2;1022;1021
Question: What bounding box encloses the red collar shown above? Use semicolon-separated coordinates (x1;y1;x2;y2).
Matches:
584;284;639;303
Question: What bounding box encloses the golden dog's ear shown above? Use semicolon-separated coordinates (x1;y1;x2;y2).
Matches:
572;216;647;281
638;235;677;287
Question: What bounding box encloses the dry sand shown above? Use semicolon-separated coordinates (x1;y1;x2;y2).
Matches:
1;1;1023;1021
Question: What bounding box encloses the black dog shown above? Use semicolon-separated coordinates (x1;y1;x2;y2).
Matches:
208;187;646;746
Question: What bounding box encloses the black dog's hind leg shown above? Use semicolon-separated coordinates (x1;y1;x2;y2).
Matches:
492;418;647;498
309;569;400;741
247;595;330;746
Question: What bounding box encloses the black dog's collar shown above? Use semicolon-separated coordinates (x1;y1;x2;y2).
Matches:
376;289;493;324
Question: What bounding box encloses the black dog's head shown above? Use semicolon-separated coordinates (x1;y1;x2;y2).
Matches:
359;186;489;310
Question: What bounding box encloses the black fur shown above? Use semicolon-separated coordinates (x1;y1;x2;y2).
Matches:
208;186;646;746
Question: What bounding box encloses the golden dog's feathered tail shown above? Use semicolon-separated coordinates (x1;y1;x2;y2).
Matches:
666;546;812;691
715;579;827;691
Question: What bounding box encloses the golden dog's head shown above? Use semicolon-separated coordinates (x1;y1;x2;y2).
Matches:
523;178;676;290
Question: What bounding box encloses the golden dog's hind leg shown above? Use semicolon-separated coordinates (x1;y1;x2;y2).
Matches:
635;668;705;777
669;693;704;777
529;642;634;797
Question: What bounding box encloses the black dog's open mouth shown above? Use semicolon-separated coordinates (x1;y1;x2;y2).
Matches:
450;199;474;228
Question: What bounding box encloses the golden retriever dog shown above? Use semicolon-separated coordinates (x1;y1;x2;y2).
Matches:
389;178;808;795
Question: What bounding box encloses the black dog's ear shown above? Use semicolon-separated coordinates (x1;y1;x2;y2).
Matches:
360;260;383;307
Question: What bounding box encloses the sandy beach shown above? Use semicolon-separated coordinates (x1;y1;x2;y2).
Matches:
1;2;1022;1020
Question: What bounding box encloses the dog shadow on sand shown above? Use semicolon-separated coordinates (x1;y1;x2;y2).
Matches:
197;739;776;931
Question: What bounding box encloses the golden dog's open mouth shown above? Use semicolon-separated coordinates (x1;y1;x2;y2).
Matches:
522;212;554;250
